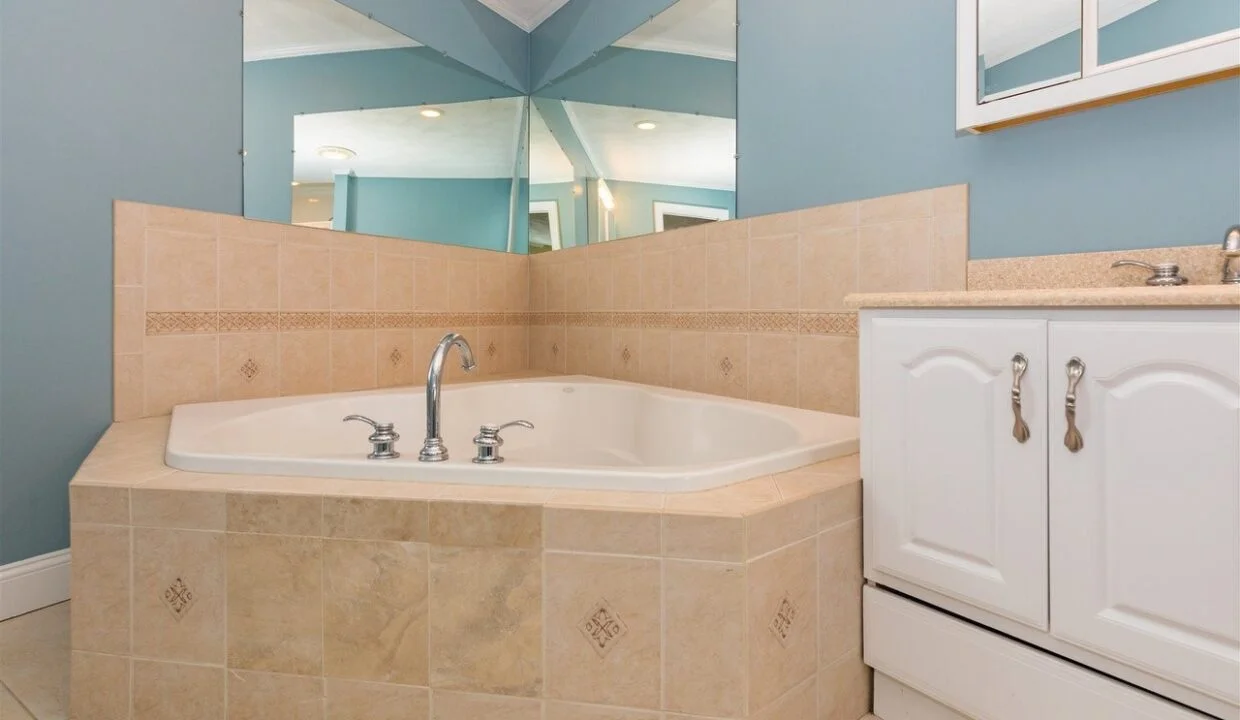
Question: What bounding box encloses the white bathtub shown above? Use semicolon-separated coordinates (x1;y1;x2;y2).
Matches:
166;376;858;492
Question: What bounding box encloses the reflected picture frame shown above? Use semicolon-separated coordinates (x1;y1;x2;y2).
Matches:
653;201;730;232
530;200;562;251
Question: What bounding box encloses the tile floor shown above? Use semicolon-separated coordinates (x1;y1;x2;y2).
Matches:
0;603;68;720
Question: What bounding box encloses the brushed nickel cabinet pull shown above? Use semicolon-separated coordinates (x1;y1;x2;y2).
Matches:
1010;353;1030;443
1064;357;1086;452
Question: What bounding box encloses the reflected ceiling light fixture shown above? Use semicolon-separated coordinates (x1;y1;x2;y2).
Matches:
307;198;320;204
291;181;301;186
420;107;445;118
598;180;616;211
634;120;658;130
316;145;356;160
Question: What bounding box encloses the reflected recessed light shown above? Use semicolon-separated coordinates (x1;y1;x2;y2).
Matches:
291;181;301;186
420;107;444;118
316;145;356;160
635;121;658;131
307;198;320;204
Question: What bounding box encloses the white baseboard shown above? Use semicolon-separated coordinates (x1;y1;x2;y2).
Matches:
0;549;71;621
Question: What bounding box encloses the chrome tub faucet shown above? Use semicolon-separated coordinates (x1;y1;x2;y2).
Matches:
419;332;476;462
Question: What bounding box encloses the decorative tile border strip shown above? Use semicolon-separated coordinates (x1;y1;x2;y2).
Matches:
147;311;532;335
531;311;859;337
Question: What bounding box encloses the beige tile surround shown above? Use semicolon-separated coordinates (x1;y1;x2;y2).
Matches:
69;417;870;720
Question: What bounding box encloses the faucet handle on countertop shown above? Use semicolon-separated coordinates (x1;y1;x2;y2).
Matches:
1221;226;1240;284
343;415;401;459
472;420;534;465
1110;259;1188;286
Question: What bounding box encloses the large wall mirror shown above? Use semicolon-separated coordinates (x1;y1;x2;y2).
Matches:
529;0;737;252
241;0;736;254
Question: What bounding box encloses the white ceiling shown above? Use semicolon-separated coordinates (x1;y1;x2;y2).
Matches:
477;0;572;31
529;106;576;185
614;0;737;61
565;102;735;190
980;0;1159;66
244;0;419;62
293;98;526;183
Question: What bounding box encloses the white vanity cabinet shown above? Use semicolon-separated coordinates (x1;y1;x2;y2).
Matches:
861;307;1240;718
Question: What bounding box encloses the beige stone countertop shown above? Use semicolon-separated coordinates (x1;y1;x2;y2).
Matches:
846;284;1240;309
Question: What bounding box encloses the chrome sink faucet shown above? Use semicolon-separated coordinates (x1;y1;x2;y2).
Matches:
419;332;476;462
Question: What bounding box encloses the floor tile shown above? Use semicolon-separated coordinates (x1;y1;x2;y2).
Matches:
0;603;69;720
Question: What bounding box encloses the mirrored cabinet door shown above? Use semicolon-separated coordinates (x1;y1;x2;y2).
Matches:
1096;0;1240;67
978;0;1082;102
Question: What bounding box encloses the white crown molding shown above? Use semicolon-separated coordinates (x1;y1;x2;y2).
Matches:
0;549;71;621
613;36;736;61
477;0;572;31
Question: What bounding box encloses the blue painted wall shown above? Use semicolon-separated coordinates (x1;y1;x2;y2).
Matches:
337;177;513;251
243;48;520;223
608;180;735;238
737;0;1240;258
531;182;581;248
0;0;242;564
986;0;1239;96
538;47;736;118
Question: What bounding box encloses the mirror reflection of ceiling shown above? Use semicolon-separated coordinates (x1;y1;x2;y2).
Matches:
613;0;736;61
475;0;573;31
979;0;1158;65
529;105;575;184
243;0;419;62
293;98;526;184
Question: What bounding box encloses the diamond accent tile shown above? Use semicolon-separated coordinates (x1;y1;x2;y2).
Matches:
551;342;560;356
238;358;260;381
162;577;196;620
578;599;628;657
719;356;734;376
768;594;798;647
487;342;497;358
389;348;403;366
621;346;632;364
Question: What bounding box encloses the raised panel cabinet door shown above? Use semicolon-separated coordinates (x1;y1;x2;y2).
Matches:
867;317;1049;628
1049;319;1240;705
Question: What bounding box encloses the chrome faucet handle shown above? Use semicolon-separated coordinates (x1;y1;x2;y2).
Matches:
1221;225;1240;284
472;420;534;465
1110;259;1188;286
343;415;400;460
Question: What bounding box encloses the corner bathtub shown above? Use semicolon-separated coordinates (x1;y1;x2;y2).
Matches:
166;376;858;492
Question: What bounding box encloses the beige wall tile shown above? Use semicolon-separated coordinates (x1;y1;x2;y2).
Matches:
330;330;377;392
415;257;450;312
280;332;330;396
226;670;324;720
704;333;748;399
376;255;415;311
586;326;614;378
144;334;218;417
479;259;507;312
751;676;816;720
226;534;324;675
859;189;933;224
661;513;744;562
70;651;130;720
376;329;415;388
324;539;429;685
706;217;749;244
747;334;798;407
611;252;641;311
147;205;218;235
429;547;542;696
796;336;858;416
544;552;660;709
640;250;670;311
220;237;279;310
227;493;323;536
132;489;225;531
858;219;932;294
566;326;590;375
331;249;377;310
219;214;287;243
587;255;612;311
70;486;129;525
529;264;547;312
665;477;781;516
430;691;540;720
285;224;333;247
706;235;749;310
428;502;541;548
133;528;226;664
114;354;144;422
749;235;799;310
326;679;429;720
280;244;331;310
115;201;146;286
564;262;587;314
664;560;747;717
115;286;145;355
931;213;968;291
70;524;131;654
544;508;660;555
323;497;427;542
506;326;530;372
545;702;658;720
132;660;224;720
819;520;862;668
638;329;669;387
819;481;863;532
799;201;858;231
817;649;871;720
146;230;217;311
750;210;798;239
505;255;530;312
612;328;641;382
669;331;706;393
546;262;567;312
747;496;817;559
329;230;376;252
932;183;969;216
800;227;858;311
748;537;817;712
219;333;279;401
449;260;479;312
670;244;706;310
531;325;566;374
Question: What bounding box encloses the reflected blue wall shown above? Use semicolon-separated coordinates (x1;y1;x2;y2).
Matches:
608;180;735;238
336;177;513;251
539;48;736;118
243;48;520;224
